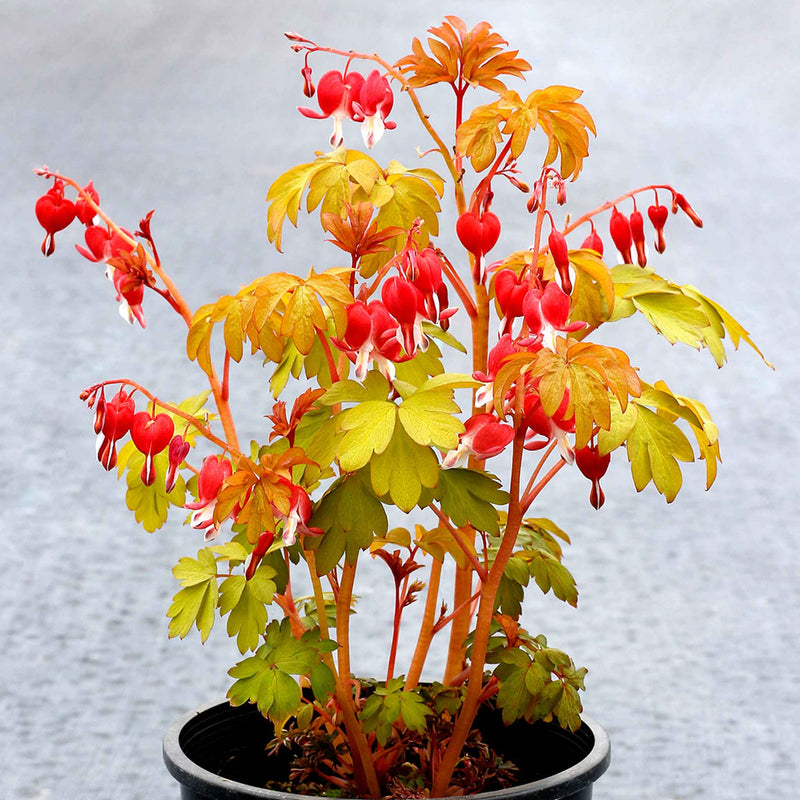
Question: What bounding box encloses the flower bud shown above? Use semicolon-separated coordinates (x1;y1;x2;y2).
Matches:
75;181;100;226
548;228;572;293
301;65;315;98
674;193;703;228
609;207;632;264
647;204;669;254
580;229;604;256
629;209;647;267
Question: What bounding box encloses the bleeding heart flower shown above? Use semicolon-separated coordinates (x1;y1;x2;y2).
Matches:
456;211;501;257
298;69;365;148
523;281;587;351
185;455;233;541
456;210;501;283
494;269;528;334
271;480;323;546
473;333;522;408
334;300;406;381
35;179;76;256
381;275;427;356
95;389;136;471
130;411;175;486
523;389;575;463
74;181;100;226
442;413;515;468
351;70;397;148
647;204;669;254
548;228;572;293
108;266;146;327
673;193;703;228
76;225;132;263
401;246;456;329
575;439;611;509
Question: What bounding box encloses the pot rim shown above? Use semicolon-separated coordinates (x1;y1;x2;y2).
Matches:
163;698;611;800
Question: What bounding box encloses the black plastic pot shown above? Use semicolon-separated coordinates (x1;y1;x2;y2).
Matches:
163;699;610;800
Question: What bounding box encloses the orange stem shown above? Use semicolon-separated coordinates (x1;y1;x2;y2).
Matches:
404;557;442;690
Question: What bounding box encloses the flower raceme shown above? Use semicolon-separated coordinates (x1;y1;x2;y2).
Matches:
298;68;395;148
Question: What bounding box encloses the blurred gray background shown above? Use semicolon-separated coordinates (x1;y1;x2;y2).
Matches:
2;1;798;798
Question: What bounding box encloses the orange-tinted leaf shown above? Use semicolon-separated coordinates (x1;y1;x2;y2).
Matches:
396;16;531;93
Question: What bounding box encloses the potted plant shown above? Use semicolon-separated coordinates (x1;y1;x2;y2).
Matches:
33;15;768;800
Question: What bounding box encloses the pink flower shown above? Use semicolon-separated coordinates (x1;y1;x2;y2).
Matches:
351;70;396;148
298;69;365;148
335;300;406;381
185;455;233;540
108;265;146;327
522;281;587;351
442;413;515;468
75;225;132;263
272;482;321;546
381;276;427;357
473;334;522;408
35;178;76;256
523;390;575;463
129;411;175;486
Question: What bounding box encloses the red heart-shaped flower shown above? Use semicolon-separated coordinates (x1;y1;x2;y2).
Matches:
456;211;501;257
494;269;527;319
130;412;175;457
35;192;76;235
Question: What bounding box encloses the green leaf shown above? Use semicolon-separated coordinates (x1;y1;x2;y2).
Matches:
228;620;335;727
167;548;219;643
360;681;432;745
219;565;277;653
435;469;509;533
309;470;388;572
526;551;578;607
370;426;439;512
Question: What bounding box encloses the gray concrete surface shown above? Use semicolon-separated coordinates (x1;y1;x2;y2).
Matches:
2;1;798;798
